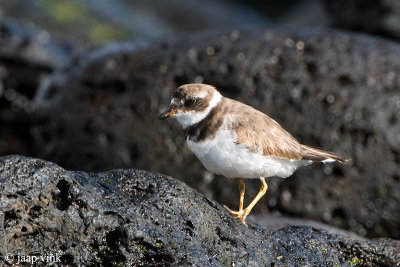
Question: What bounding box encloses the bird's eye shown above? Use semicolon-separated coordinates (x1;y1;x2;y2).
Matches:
185;98;196;107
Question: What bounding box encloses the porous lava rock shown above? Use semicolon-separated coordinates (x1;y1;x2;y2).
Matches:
1;155;399;266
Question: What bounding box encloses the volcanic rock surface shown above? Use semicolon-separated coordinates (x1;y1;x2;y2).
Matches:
1;155;399;266
0;19;69;157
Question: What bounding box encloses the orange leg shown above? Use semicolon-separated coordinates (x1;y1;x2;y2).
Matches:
238;178;245;211
225;177;268;226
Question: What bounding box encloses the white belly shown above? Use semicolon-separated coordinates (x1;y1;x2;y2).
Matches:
186;130;306;178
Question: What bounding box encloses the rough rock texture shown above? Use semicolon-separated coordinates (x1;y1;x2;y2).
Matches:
1;155;399;266
33;27;400;238
249;213;366;241
324;0;400;41
0;19;69;157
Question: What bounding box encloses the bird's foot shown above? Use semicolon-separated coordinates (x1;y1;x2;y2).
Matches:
224;205;248;226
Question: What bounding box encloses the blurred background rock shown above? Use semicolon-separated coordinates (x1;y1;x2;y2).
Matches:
1;0;399;240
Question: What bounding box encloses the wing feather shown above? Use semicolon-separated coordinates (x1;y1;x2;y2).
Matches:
226;99;302;160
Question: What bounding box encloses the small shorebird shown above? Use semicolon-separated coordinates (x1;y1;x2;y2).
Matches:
159;83;348;225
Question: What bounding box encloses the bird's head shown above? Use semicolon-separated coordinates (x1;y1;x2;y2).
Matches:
159;83;222;128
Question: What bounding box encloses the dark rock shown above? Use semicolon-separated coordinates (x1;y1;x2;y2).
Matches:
0;19;69;68
324;0;400;41
249;213;366;241
1;155;399;266
33;26;400;238
0;19;70;157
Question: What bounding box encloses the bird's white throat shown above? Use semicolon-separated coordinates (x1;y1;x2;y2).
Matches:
174;91;222;129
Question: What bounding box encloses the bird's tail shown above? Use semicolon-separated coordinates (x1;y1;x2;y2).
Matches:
300;145;349;163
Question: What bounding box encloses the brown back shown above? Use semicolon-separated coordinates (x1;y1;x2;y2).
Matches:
224;98;302;160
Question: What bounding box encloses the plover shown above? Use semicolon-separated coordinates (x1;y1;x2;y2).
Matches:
159;83;348;225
